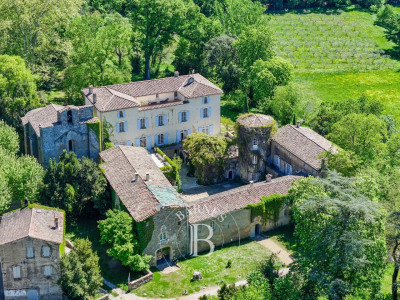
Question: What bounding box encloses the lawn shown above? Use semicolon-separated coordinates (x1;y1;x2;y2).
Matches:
134;239;272;298
264;225;299;256
65;216;142;292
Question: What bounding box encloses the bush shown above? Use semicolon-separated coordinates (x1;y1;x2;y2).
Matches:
156;147;182;191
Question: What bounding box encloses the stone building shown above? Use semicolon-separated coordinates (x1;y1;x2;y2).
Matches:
82;73;223;150
21;104;100;168
0;208;64;300
270;123;338;176
237;114;277;183
100;146;299;266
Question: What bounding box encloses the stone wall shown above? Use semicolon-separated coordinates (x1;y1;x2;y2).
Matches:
128;270;153;290
143;207;189;266
270;141;318;176
0;238;62;300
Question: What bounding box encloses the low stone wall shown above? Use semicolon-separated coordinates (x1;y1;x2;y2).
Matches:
128;270;153;290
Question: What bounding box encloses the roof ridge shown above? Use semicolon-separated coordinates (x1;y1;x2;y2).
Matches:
288;125;329;152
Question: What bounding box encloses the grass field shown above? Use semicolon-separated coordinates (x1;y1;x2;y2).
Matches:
135;239;273;298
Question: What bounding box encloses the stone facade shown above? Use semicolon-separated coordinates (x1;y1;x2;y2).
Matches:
22;105;100;168
0;239;62;300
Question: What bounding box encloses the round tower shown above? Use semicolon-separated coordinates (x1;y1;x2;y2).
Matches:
236;114;277;183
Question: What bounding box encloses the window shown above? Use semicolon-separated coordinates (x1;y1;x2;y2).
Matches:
158;134;164;145
13;266;21;279
252;173;257;182
44;265;52;278
202;126;209;134
252;155;258;165
181;130;188;141
156;93;160;99
68;140;73;152
273;155;280;168
181;111;187;122
203;96;209;104
67;110;72;123
118;111;124;118
42;246;51;258
160;232;167;241
285;163;293;175
211;221;215;231
140;118;146;129
178;221;181;226
119;122;125;132
26;247;34;258
253;139;258;146
140;137;147;148
157;115;164;126
203;108;209;118
174;91;178;98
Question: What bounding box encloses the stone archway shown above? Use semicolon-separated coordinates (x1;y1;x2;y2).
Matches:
156;247;171;266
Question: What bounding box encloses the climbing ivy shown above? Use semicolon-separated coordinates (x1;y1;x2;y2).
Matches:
134;217;155;252
246;193;289;225
86;118;101;151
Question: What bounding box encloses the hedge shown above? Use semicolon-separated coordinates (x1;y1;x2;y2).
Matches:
155;147;182;192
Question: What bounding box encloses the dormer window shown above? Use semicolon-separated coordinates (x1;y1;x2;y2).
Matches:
156;93;160;99
67;110;72;123
174;91;178;98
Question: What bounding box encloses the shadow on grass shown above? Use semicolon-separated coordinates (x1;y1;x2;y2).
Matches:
264;225;299;255
66;215;142;291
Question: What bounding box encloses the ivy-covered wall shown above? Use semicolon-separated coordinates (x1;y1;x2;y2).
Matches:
246;193;289;225
87;118;101;151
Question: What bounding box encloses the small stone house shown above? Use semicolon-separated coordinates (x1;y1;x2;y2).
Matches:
21;104;100;167
0;208;64;300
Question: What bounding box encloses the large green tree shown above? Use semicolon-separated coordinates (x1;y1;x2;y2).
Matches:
0;121;19;155
59;238;103;300
64;12;132;101
290;172;387;299
183;133;228;185
98;209;151;272
387;211;400;300
41;151;108;217
328;113;387;162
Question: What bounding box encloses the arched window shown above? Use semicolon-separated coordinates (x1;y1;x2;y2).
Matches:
68;140;73;152
67;110;73;123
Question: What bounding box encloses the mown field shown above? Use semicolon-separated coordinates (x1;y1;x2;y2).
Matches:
263;7;400;121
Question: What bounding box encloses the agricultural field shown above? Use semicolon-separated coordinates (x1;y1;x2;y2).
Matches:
266;7;400;121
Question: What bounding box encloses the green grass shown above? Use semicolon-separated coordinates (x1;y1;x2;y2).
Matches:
382;263;394;297
134;239;272;298
65;216;142;292
264;225;299;256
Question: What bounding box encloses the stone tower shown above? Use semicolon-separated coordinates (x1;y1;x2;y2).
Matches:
237;114;277;183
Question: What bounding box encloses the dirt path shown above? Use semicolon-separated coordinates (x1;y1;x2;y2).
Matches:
256;236;294;266
115;280;248;300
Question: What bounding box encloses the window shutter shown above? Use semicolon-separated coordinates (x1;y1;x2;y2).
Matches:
178;112;182;123
209;125;213;134
200;108;204;119
163;114;167;125
27;247;34;258
176;131;181;143
124;121;128;132
147;136;151;150
137;119;141;129
123;110;126;118
135;138;140;147
44;265;52;277
202;97;205;104
198;127;202;133
126;140;131;146
155;117;159;127
116;123;120;133
145;118;149;128
117;111;120;119
187;129;192;135
187;111;190;121
155;135;159;146
164;133;168;144
13;266;20;279
208;107;212;117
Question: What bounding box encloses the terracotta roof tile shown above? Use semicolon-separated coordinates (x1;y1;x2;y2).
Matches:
0;208;64;245
272;125;338;170
237;114;275;127
21;104;64;136
188;176;299;223
82;74;222;112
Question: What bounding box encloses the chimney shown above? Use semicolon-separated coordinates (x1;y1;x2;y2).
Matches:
249;180;254;187
89;85;93;94
192;69;195;74
296;121;301;128
24;197;29;207
54;213;59;230
93;93;97;104
135;172;139;181
266;174;272;182
146;173;150;181
174;71;179;77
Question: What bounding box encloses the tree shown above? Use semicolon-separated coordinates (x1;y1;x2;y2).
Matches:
0;55;39;134
182;133;228;185
0;147;44;212
98;209;151;271
319;149;362;177
290;172;387;298
41;151;108;217
234;24;274;70
270;85;304;125
64;12;132;101
0;121;19;155
0;0;82;88
387;211;400;300
59;238;103;300
327;113;387;161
